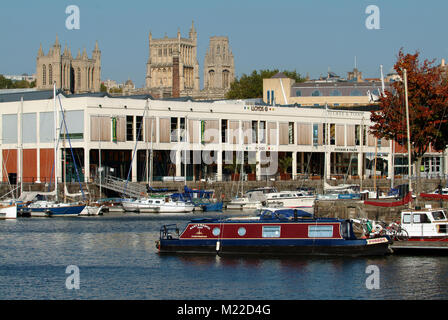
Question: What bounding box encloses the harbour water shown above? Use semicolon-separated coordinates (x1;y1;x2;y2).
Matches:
1;210;448;300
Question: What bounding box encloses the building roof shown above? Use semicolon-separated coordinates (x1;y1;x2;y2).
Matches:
0;89;155;103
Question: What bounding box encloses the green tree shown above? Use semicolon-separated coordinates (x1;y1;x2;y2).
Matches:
100;83;107;92
225;69;305;99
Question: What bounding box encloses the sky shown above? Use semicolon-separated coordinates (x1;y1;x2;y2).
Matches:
1;0;447;88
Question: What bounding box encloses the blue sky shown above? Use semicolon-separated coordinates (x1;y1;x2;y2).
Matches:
1;0;447;88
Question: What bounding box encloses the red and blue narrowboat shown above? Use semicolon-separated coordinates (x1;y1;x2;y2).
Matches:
156;208;393;256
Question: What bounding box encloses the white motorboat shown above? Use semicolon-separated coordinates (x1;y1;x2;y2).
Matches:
399;207;448;241
226;187;277;210
265;191;315;212
0;204;17;219
122;197;195;213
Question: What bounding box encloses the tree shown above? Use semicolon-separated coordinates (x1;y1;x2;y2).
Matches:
225;69;305;99
370;49;448;191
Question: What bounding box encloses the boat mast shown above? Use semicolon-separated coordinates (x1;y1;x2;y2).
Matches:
403;69;413;208
99;113;102;198
184;114;188;186
53;82;59;202
20;96;23;197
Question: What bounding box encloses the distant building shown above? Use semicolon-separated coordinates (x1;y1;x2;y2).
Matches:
200;36;235;100
3;74;36;83
145;22;200;98
263;70;389;106
36;36;101;94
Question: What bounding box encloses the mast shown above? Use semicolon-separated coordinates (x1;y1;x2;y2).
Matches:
20;96;23;197
184;114;188;186
98;114;102;198
403;69;413;208
53;82;59;202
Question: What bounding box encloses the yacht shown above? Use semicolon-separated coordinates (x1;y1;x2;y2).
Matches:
265;191;315;212
226;187;277;210
122;197;195;213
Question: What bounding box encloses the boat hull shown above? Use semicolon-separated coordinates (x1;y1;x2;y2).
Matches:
158;238;392;256
0;204;17;219
27;204;86;217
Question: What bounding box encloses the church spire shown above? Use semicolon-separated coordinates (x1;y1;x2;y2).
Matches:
38;43;44;57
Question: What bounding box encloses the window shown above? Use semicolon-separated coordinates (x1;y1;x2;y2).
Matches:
296;90;302;97
311;90;322;96
355;125;360;145
48;64;53;85
259;121;266;144
414;214;430;224
313;123;318;146
42;65;46;85
267;90;270;104
350;89;363;96
330;124;335;145
330;89;342;96
403;214;411;224
238;227;246;236
262;226;281;238
288;122;294;144
308;225;333;238
221;119;228;143
136;116;143;141
171;117;178;142
180;117;186;142
252;121;258;143
126;116;134;141
432;211;446;221
212;227;220;236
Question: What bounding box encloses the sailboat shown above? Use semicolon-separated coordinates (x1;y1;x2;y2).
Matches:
24;83;86;217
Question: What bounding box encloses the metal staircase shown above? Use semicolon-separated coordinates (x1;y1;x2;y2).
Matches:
95;175;147;198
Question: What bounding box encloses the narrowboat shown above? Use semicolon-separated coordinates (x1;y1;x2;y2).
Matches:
156;208;392;256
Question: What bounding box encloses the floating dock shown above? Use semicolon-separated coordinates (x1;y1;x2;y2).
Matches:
391;241;448;255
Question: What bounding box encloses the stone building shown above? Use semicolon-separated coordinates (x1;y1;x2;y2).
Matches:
36;36;101;94
145;22;200;98
201;36;235;100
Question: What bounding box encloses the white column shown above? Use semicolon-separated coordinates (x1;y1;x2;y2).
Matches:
175;149;181;177
358;152;363;179
325;151;331;180
84;148;90;183
292;152;297;180
131;148;138;182
217;149;223;182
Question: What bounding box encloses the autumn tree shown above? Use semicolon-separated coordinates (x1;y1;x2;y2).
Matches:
370;49;448;191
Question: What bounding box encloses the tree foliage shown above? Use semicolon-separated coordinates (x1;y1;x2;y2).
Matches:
225;69;305;99
370;49;448;164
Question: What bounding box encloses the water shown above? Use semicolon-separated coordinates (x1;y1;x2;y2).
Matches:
1;211;448;300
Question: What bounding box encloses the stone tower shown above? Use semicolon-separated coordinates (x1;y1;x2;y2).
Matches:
36;36;101;94
145;21;200;98
202;36;235;99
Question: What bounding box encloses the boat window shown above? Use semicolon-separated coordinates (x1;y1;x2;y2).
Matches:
413;214;431;224
262;226;281;238
280;194;289;198
238;227;246;236
212;227;220;236
308;225;333;238
432;211;446;221
402;214;411;224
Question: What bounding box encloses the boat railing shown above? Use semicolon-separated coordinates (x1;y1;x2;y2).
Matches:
160;224;180;240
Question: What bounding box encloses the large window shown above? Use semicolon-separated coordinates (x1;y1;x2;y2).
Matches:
296;90;302;97
126;116;134;141
308;225;333;238
252;120;258;144
288;122;294;144
221;119;228;143
330;124;335;145
259;121;266;144
311;90;322;96
171;117;178;142
262;226;281;238
313;124;319;146
350;89;363;96
136;116;143;141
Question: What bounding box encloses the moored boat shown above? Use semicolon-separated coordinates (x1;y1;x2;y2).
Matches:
399;207;448;241
0;204;17;219
265;191;315;212
156;208;392;256
23;201;86;217
122;196;195;213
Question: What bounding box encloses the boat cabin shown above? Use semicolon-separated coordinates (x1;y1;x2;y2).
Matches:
400;208;448;240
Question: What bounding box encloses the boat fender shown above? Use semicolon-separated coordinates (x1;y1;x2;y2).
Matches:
216;241;221;252
374;225;383;233
155;240;160;250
